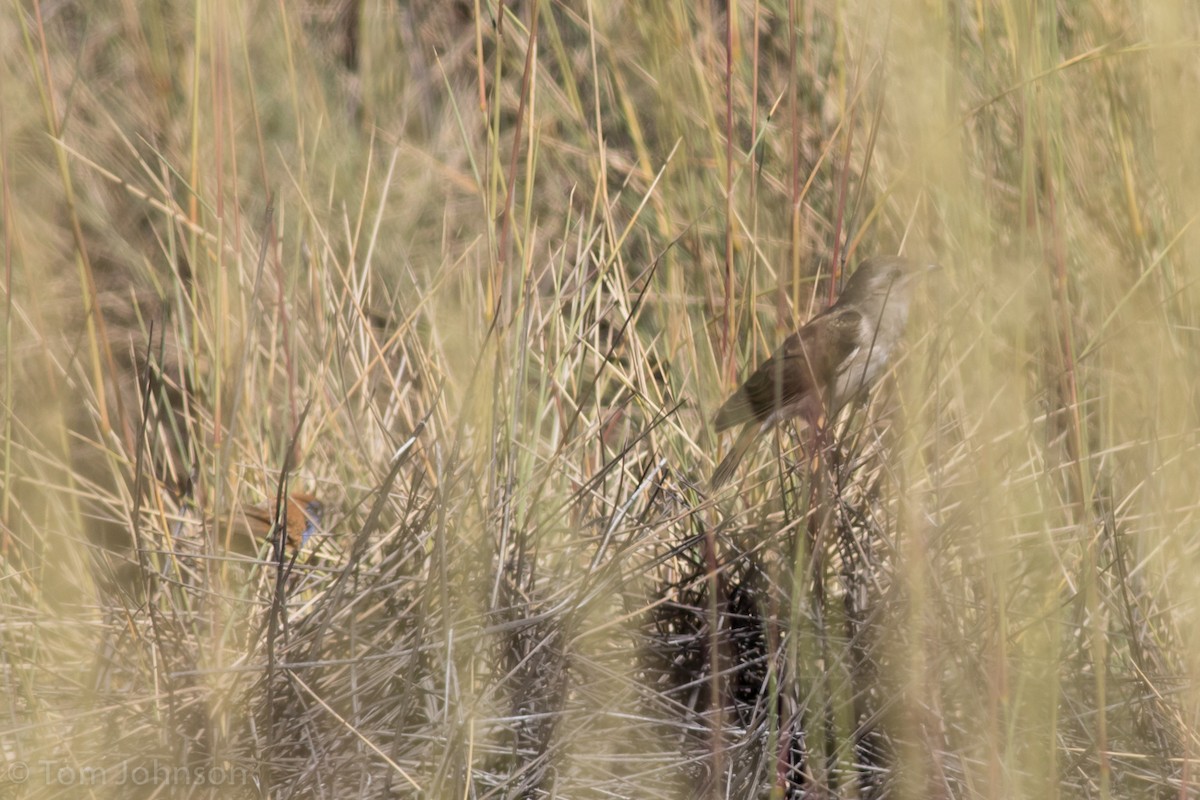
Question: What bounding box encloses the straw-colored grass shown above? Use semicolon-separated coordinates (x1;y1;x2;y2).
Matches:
3;1;1199;797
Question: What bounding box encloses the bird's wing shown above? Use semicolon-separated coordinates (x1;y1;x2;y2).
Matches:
714;308;862;430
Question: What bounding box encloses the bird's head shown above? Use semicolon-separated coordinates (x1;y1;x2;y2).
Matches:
836;255;940;308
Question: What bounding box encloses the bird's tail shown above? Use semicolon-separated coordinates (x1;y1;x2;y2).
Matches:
711;423;761;489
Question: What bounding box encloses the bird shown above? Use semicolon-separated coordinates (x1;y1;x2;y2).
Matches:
232;491;324;554
246;492;323;550
165;490;325;561
711;255;937;488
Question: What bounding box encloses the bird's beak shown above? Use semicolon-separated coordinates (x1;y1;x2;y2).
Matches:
915;262;943;286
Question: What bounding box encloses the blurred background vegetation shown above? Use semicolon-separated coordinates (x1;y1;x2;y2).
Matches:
2;1;1199;797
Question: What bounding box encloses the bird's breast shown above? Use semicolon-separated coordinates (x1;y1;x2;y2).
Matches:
831;306;907;407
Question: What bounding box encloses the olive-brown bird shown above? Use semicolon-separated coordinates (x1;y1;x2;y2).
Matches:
711;255;936;488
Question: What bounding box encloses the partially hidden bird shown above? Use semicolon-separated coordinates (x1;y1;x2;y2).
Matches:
711;255;937;488
230;491;324;554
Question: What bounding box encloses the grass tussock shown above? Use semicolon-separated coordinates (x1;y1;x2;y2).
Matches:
2;1;1200;797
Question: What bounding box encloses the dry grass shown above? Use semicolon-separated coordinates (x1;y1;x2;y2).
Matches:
3;1;1200;798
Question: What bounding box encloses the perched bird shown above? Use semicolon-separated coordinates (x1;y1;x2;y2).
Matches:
711;255;937;488
231;491;324;554
166;490;325;560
